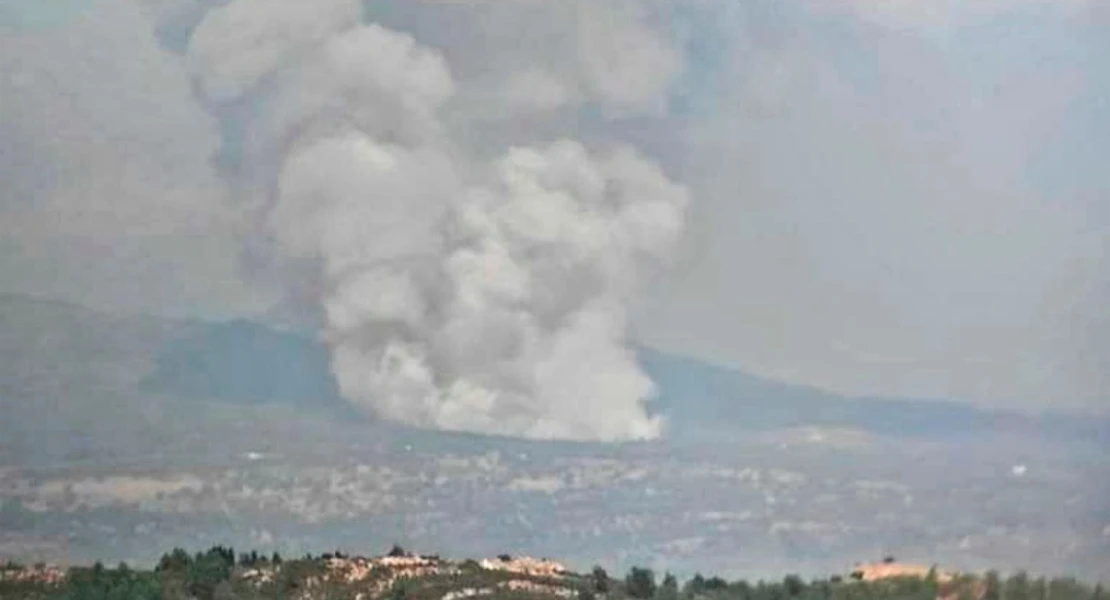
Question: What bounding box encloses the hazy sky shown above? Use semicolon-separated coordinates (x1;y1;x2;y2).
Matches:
637;0;1109;413
0;0;1106;417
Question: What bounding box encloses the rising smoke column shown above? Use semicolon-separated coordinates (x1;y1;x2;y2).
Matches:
187;0;688;441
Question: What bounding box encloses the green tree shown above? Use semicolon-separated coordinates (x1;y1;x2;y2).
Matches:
130;573;162;600
593;566;611;594
955;574;979;600
1048;577;1091;600
686;574;707;596
658;573;679;600
1006;572;1033;600
784;575;806;598
984;571;1001;600
1034;577;1049;600
185;549;233;600
157;548;192;573
627;567;657;599
704;577;729;593
212;580;237;600
731;579;754;600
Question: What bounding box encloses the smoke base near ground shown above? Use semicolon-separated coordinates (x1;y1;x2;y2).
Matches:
186;0;688;441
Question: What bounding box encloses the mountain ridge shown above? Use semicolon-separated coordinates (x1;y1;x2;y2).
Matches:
2;291;1105;446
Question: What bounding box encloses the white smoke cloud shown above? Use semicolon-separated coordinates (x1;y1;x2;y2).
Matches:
0;0;269;320
361;0;683;122
574;2;681;117
187;0;363;103
187;0;688;440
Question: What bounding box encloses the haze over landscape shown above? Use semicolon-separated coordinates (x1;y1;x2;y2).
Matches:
0;0;1107;585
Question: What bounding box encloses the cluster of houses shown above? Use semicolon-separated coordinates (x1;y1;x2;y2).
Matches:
0;562;67;586
479;555;569;577
849;558;955;583
238;550;570;599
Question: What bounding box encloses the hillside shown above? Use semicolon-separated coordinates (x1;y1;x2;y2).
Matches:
2;294;1109;580
1;546;1104;600
4;292;1106;447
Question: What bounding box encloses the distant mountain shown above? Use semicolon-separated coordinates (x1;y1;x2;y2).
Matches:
140;319;351;416
2;292;1105;449
640;348;1108;443
4;294;1109;581
640;347;991;438
138;310;1108;443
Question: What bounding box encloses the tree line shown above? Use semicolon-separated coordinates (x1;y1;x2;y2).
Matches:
1;545;1104;600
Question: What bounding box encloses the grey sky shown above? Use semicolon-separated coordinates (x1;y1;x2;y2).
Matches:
0;0;1105;416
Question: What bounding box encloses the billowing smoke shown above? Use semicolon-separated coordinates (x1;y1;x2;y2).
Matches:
187;0;688;441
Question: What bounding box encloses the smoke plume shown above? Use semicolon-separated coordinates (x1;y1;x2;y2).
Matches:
187;0;688;441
